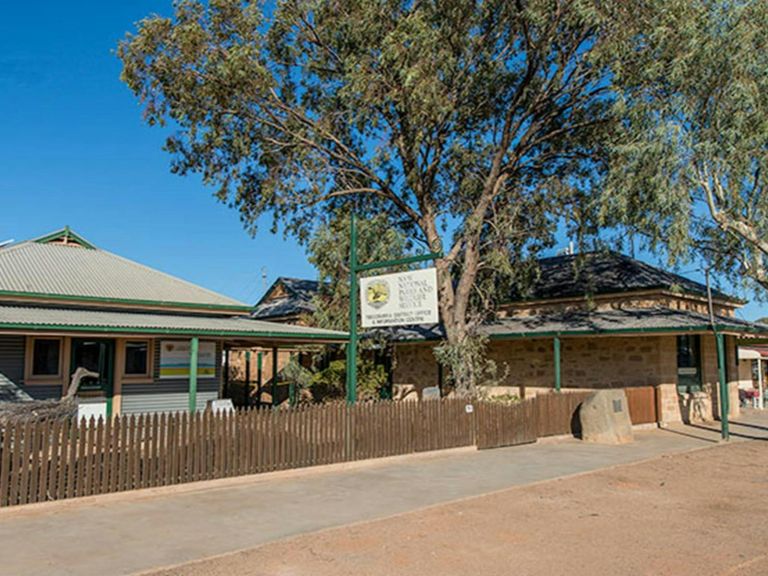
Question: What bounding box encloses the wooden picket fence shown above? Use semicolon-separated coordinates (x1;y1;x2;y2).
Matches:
0;399;476;508
624;386;658;425
475;400;537;449
535;391;592;437
0;390;651;508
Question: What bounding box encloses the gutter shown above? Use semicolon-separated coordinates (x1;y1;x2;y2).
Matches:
0;321;348;341
0;291;254;314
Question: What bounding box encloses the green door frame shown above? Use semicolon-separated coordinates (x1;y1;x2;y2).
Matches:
676;334;703;394
70;337;116;417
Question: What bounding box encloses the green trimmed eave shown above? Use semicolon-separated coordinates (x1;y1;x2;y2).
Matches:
486;323;765;340
32;226;97;249
501;285;746;308
0;290;255;314
0;321;348;342
388;323;767;344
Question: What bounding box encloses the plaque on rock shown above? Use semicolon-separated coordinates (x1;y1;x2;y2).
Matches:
579;390;634;444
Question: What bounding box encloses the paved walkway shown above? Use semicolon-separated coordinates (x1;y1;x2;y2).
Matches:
1;412;766;576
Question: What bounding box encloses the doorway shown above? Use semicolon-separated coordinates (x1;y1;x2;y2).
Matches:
70;338;116;417
676;335;702;394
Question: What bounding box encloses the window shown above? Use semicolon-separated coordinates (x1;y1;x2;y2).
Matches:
124;341;150;377
31;338;61;377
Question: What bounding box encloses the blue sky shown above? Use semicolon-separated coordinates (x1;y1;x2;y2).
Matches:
1;1;765;320
0;1;310;307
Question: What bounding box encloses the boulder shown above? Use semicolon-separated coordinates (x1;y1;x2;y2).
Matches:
579;389;634;444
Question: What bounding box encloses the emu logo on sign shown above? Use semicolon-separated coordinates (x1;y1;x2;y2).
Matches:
366;280;390;309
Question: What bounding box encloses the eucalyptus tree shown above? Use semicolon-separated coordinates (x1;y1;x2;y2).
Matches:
308;212;409;332
118;0;665;392
605;1;768;293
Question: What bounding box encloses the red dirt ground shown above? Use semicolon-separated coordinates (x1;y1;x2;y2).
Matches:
147;441;768;576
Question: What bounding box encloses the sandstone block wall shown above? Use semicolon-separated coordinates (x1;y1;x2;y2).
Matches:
499;292;736;319
391;343;440;400
392;332;741;422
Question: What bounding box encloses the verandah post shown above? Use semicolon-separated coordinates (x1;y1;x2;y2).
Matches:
244;350;251;408
554;336;561;393
223;348;230;399
716;332;729;441
189;336;199;413
271;346;278;407
257;351;263;407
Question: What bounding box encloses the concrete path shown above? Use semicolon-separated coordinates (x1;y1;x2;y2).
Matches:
1;413;766;576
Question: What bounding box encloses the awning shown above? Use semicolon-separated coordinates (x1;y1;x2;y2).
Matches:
372;307;768;342
0;305;347;344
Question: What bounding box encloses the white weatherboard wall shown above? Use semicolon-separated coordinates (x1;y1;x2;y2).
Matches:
360;268;438;328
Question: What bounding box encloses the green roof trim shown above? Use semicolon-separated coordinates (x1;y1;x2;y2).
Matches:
0;289;255;313
0;321;348;341
387;322;767;344
486;323;762;339
33;226;97;249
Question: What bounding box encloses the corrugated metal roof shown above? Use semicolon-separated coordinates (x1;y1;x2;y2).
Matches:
0;240;248;309
0;305;347;341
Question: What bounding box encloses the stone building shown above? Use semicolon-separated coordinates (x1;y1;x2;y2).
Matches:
388;252;766;425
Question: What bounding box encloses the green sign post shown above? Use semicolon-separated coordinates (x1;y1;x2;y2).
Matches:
716;331;729;441
345;213;441;403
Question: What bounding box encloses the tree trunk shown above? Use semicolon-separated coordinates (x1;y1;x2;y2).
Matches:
423;211;482;396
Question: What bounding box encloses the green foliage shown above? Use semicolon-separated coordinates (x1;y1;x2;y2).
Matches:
604;1;768;295
308;211;410;332
310;358;388;402
433;333;508;394
308;359;347;401
485;393;521;405
118;0;679;392
281;357;314;390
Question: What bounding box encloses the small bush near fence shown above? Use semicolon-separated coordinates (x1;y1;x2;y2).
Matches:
0;389;650;509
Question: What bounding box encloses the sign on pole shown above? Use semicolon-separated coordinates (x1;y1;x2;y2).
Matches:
360;267;439;328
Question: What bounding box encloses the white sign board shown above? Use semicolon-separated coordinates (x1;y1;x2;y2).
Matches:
209;399;235;414
360;268;439;328
159;340;217;380
78;402;108;422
